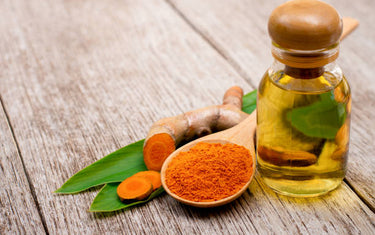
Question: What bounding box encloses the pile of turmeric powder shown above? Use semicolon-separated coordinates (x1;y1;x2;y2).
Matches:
165;142;253;202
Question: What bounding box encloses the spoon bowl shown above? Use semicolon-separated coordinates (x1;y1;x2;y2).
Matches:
161;111;257;208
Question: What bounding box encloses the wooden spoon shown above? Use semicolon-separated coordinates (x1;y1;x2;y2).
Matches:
160;17;358;208
161;112;256;208
341;17;359;41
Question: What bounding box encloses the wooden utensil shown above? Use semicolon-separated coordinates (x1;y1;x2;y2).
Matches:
341;17;359;41
160;17;358;208
161;111;256;208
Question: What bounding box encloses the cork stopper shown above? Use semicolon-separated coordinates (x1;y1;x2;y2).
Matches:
268;0;343;50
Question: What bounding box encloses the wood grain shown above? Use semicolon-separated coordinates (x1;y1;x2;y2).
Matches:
0;100;45;234
168;0;375;210
0;0;374;234
0;0;249;233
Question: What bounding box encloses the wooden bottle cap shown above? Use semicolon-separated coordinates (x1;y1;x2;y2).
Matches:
268;0;343;50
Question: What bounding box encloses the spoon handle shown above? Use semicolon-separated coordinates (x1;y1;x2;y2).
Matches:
341;17;359;41
201;111;257;156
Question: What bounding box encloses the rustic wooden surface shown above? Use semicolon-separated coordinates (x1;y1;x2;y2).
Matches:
0;103;45;234
0;0;374;234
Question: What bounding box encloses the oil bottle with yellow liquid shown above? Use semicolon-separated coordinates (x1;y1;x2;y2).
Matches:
257;0;351;196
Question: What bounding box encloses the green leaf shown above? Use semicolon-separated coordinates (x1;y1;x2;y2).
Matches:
89;183;165;212
287;92;346;139
242;89;257;114
55;140;147;194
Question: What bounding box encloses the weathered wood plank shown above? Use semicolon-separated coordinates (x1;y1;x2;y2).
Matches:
0;100;45;234
168;0;375;210
0;0;250;234
0;0;374;234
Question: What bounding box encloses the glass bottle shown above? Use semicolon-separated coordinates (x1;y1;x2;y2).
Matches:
257;0;351;197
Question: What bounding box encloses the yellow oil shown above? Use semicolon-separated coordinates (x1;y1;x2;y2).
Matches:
257;69;351;197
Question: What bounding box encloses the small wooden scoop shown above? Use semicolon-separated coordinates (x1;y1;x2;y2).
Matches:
160;17;358;208
161;112;257;208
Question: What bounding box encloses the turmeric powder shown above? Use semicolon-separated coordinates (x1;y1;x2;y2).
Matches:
143;86;248;171
165;142;253;202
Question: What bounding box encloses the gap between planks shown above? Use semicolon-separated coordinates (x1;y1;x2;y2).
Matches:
164;0;256;88
163;0;375;214
0;95;49;235
344;178;375;214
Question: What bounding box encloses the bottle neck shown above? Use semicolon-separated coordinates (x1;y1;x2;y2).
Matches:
271;43;340;72
284;66;325;79
268;59;343;93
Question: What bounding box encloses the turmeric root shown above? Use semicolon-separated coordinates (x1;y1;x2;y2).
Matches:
332;119;350;161
258;145;317;167
133;171;161;190
143;86;249;171
117;176;153;201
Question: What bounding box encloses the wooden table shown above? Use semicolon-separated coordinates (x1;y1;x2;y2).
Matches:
1;0;374;234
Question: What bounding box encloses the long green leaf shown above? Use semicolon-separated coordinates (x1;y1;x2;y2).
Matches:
55;140;147;194
89;183;165;212
242;89;257;114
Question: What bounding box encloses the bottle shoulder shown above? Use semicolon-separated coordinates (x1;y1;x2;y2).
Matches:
259;62;349;94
